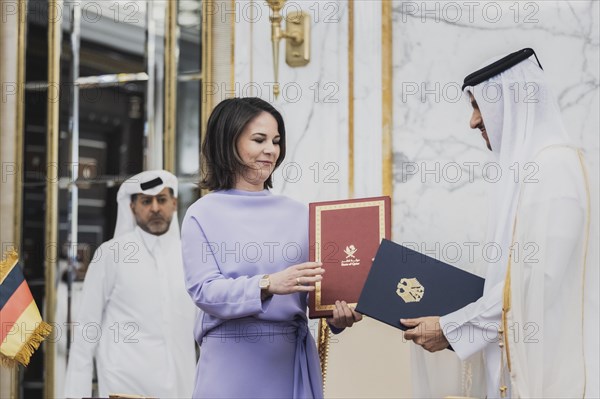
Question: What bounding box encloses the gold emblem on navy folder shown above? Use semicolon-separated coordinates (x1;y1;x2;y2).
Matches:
396;278;424;303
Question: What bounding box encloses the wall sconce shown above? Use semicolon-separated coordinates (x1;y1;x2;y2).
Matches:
266;0;310;99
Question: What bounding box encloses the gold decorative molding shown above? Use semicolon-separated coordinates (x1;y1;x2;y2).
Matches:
14;0;26;254
200;0;213;198
250;0;254;95
4;2;28;397
231;0;235;91
164;0;178;173
382;0;393;199
348;0;355;199
201;0;214;137
44;1;62;397
200;0;234;197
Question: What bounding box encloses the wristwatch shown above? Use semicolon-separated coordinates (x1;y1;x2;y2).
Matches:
259;274;270;291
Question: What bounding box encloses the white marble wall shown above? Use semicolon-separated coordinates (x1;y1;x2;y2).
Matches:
392;0;599;397
234;0;350;204
353;1;383;197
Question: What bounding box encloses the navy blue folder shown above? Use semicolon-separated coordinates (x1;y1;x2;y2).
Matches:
356;239;484;331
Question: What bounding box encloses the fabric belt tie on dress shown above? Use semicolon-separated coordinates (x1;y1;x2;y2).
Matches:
204;318;324;399
292;319;323;399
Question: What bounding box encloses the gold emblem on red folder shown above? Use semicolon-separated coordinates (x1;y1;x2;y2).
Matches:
396;278;424;303
344;245;357;258
341;244;360;267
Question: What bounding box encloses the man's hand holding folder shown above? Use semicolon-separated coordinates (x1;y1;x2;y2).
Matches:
402;316;450;352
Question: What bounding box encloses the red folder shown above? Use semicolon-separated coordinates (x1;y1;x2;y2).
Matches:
308;196;391;318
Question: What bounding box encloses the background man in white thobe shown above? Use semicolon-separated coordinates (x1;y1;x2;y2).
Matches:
402;49;595;398
64;170;196;398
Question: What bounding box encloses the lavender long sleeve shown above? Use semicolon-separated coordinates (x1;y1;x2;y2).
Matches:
181;189;310;341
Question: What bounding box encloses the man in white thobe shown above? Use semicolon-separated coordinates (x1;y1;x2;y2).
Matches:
403;49;595;398
64;170;196;398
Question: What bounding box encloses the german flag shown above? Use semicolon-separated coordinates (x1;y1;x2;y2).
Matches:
1;250;52;367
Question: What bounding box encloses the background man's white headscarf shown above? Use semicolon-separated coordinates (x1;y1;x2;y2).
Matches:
114;170;180;239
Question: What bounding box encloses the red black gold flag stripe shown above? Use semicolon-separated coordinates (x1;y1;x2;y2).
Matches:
1;250;52;367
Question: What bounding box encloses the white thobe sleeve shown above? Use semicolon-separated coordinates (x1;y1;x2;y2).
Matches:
439;283;502;360
63;244;116;398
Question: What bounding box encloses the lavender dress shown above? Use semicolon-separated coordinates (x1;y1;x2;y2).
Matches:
181;189;323;399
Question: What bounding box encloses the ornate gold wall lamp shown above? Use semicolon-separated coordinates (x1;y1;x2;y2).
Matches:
266;0;310;99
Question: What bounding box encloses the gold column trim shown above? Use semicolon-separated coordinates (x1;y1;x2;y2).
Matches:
200;0;214;198
577;149;591;397
348;0;355;199
382;0;393;199
14;0;26;254
164;0;178;173
8;2;28;397
44;1;62;397
201;0;214;145
231;0;235;91
250;0;254;95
